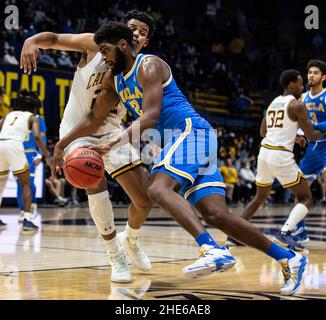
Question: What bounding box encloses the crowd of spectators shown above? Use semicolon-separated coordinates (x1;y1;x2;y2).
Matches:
2;1;324;97
0;0;325;207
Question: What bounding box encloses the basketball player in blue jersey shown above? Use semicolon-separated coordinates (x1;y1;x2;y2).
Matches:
16;91;47;221
294;59;326;245
54;22;309;295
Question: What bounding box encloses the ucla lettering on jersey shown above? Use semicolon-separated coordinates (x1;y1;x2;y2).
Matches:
303;89;326;141
300;88;326;178
114;54;211;143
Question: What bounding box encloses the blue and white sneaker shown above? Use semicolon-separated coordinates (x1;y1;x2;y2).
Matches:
22;219;39;231
273;230;304;251
225;236;245;247
0;219;7;230
279;250;309;295
183;244;237;279
292;227;310;245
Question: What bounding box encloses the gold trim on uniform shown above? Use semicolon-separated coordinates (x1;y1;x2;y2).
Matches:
261;144;291;152
282;172;305;189
184;182;226;200
255;181;274;188
162;75;173;88
13;163;29;175
0;170;9;176
110;160;142;179
152;118;195;184
114;76;118;93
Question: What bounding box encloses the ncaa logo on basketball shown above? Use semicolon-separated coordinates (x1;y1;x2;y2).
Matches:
3;5;19;30
84;161;102;171
304;5;319;29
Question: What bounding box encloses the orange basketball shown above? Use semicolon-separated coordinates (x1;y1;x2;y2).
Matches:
63;147;105;189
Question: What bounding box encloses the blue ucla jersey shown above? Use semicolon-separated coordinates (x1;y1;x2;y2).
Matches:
23;115;47;151
114;54;226;205
114;54;211;141
303;89;326;141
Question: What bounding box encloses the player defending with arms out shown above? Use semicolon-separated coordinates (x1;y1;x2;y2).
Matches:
0;93;51;231
225;70;326;250
55;22;309;295
21;10;155;283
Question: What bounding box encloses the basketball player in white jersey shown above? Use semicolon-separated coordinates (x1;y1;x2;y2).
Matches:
20;10;154;283
226;70;325;250
0;93;51;231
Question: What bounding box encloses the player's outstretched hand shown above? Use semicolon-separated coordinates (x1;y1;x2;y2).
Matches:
90;137;121;156
52;142;64;178
20;39;40;75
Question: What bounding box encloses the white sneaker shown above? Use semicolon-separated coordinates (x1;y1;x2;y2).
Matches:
183;244;237;279
108;249;132;283
117;232;152;272
279;250;309;295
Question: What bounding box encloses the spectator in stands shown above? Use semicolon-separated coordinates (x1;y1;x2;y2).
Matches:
229;37;245;55
239;161;256;204
3;47;19;65
57;51;74;69
235;88;253;111
39;50;57;68
0;87;10;119
34;4;47;26
211;39;224;55
45;167;69;206
220;157;239;203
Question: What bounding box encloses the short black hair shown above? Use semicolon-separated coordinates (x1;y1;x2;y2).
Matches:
279;69;301;89
13;95;35;112
124;9;155;38
13;89;41;112
94;21;133;46
307;59;326;75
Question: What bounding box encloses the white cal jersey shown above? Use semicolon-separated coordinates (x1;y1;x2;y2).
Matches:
0;111;32;142
60;52;127;138
261;95;298;152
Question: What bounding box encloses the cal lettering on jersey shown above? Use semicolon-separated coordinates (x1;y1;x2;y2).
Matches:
86;72;105;90
60;52;127;137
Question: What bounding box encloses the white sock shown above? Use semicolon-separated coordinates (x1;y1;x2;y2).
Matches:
125;222;140;242
281;203;309;232
105;236;121;255
88;190;115;235
32;203;37;213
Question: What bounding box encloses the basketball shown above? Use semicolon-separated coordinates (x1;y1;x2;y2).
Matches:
63;147;105;189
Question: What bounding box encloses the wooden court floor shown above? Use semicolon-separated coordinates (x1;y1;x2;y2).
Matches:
0;203;326;300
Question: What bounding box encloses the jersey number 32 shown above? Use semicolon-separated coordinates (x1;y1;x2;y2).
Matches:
267;110;284;128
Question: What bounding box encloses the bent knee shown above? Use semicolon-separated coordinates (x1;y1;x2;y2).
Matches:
203;207;229;228
147;185;161;203
131;195;152;211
